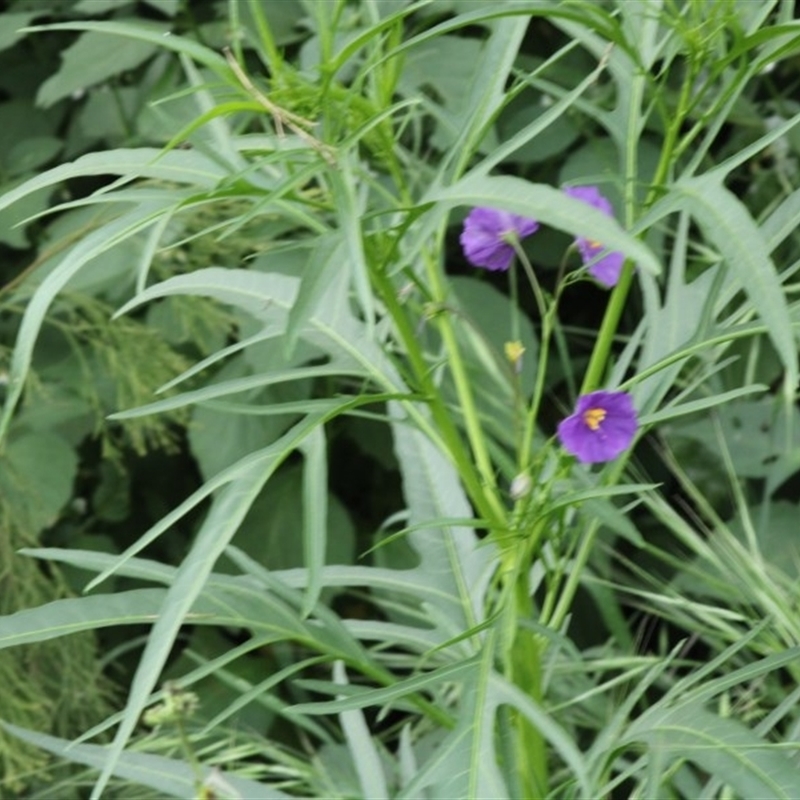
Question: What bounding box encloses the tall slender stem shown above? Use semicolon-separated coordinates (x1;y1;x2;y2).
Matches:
554;58;700;630
422;241;508;523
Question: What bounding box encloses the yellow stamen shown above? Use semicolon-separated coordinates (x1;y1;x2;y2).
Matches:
587;239;603;249
583;408;606;431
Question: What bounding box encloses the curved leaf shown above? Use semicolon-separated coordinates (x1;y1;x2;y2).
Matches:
427;174;661;275
2;723;289;799
625;705;800;799
0;148;227;215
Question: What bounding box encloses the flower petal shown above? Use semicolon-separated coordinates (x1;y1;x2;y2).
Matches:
564;186;626;287
460;206;539;271
576;240;625;288
557;390;638;463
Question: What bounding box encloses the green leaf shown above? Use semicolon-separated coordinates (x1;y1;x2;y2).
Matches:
37;25;169;108
187;354;312;479
398;35;489;152
7;136;62;176
649;177;797;388
89;413;329;799
625;705;800;799
284;236;348;359
0;589;168;648
727;501;800;580
73;0;134;12
112;361;360;419
2;723;289;799
0;176;54;249
24;20;233;81
761;186;800;252
490;673;592;798
641;385;768;426
447;12;531;158
0;148;226;216
334;661;389;800
292;658;477;717
141;0;180;16
452;274;538;395
21;544;491;631
668;397;800;479
0;12;41;51
114;266;299;322
113;267;409;404
0;432;78;534
300;426;328;617
0;203;172;443
390;402;494;636
0;99;56;172
226;464;354;585
485;49;592;171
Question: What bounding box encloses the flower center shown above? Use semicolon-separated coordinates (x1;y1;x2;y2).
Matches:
583;407;606;431
587;239;602;249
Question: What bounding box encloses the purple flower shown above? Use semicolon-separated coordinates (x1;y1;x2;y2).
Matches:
460;207;539;271
557;390;638;463
563;186;625;287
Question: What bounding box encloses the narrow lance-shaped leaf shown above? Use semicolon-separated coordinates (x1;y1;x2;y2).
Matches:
389;401;495;638
624;705;800;800
647;176;798;389
88;413;329;800
0;203;171;442
2;723;289;800
0;149;227;215
300;425;328;618
334;661;389;800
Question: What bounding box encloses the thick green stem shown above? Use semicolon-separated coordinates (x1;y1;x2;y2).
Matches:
370;264;505;527
497;537;547;799
581;46;696;396
422;244;508;523
579;260;636;394
512;625;547;797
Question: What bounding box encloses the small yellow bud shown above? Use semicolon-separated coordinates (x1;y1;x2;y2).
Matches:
504;340;525;374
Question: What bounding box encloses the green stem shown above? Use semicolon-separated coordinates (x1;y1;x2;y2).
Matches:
421;243;508;522
497;537;547;798
247;0;282;72
370;262;505;527
435;305;506;520
544;460;624;631
553;63;699;630
581;46;696;396
515;243;558;472
512;625;547;797
171;711;204;795
509;257;521;345
579;260;636;394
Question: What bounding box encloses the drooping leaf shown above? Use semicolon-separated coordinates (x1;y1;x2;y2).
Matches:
646;176;797;388
2;723;290;799
625;705;800;799
428;174;661;275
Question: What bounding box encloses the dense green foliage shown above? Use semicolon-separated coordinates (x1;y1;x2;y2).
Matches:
1;0;800;797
